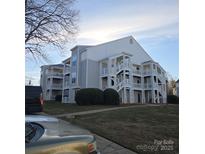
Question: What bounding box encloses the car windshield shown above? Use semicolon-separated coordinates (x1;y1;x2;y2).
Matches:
25;122;36;143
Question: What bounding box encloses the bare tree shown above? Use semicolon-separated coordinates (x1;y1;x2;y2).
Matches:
25;0;79;61
167;73;176;95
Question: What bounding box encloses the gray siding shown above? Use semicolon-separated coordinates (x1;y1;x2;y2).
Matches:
87;60;99;88
79;60;87;88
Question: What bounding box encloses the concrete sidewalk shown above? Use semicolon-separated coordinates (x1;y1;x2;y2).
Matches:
55;104;160;118
95;134;137;154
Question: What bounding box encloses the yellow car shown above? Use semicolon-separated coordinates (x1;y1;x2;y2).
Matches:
25;115;100;154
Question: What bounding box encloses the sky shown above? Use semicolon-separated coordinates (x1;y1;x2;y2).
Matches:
25;0;179;85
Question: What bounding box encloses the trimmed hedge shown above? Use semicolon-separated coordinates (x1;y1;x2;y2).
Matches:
167;95;179;104
55;95;62;102
75;88;104;105
104;88;120;105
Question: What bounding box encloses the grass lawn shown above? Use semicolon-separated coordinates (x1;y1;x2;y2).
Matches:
43;101;116;115
61;104;179;154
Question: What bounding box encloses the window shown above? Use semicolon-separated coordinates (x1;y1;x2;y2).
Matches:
71;72;76;84
25;122;44;144
157;67;161;74
153;64;156;69
72;78;76;84
111;80;114;86
72;54;77;66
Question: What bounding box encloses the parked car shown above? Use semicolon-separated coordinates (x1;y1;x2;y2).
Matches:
25;115;100;154
25;86;43;114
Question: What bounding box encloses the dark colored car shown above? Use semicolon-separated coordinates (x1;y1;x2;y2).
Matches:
25;115;100;154
25;86;43;114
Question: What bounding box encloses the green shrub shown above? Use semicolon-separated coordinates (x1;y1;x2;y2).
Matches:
103;88;120;105
167;95;179;104
75;88;104;105
55;95;62;102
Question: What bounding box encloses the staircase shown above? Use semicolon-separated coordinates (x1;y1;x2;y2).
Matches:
116;79;131;91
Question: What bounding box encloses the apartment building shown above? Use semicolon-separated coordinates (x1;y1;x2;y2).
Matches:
60;36;168;104
40;64;64;100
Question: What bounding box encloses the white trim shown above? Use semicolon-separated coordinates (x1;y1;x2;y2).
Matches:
86;58;88;88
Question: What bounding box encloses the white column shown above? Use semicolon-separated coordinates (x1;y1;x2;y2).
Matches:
123;88;127;104
62;64;65;103
152;90;155;103
108;76;111;88
130;89;134;103
151;72;155;103
141;76;145;104
99;62;102;89
157;91;160;103
107;59;111;88
50;78;53;100
142;90;145;104
48;90;52;100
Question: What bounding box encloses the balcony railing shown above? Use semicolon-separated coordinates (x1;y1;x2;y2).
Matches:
143;70;152;76
158;84;165;94
64;66;71;74
51;83;63;89
132;69;141;75
63;81;70;89
123;79;131;86
100;63;166;78
133;83;141;88
144;83;152;89
101;68;108;76
47;72;63;77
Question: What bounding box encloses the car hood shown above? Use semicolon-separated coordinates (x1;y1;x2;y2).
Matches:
25;115;91;137
25;115;97;154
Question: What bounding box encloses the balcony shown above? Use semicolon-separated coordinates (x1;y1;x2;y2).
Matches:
158;84;165;94
132;69;141;75
47;72;63;78
50;83;63;89
133;83;141;88
64;66;71;74
144;83;152;89
143;70;152;76
123;79;131;86
63;81;70;89
101;68;108;76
